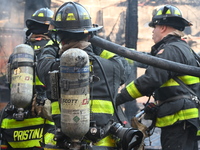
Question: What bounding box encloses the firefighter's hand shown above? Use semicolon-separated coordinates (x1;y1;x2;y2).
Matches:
40;99;53;122
143;103;158;114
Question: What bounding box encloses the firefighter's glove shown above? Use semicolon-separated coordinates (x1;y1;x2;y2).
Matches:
40;99;53;122
31;94;53;121
143;103;158;120
144;103;158;113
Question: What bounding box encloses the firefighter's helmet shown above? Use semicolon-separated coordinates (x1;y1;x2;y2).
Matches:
149;5;192;31
26;8;54;29
51;2;103;33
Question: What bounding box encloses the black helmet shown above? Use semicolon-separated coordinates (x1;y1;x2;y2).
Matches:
51;2;103;33
149;5;192;31
25;8;54;36
26;8;54;28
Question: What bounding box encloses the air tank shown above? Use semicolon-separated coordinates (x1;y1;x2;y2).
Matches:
10;44;34;109
60;48;90;142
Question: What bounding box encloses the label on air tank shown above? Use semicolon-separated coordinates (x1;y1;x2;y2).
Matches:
61;94;90;123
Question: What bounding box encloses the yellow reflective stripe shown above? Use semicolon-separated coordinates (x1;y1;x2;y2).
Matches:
45;119;55;125
197;130;200;136
125;58;134;65
34;45;41;50
126;81;142;99
100;50;116;59
161;78;179;87
94;135;116;147
46;40;54;46
178;75;200;84
90;100;114;114
45;40;60;47
38;12;44;17
1;117;53;129
161;75;200;87
90;61;92;72
166;9;171;14
44;132;56;145
83;12;90;20
52;101;61;115
174;9;181;15
47;40;54;45
67;13;76;20
56;13;61;21
156;10;162;15
156;108;198;127
125;48;135;64
34;75;44;85
8;140;41;148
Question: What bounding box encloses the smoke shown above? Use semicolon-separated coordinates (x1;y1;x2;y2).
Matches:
0;0;51;75
0;0;23;75
138;0;200;6
24;0;51;22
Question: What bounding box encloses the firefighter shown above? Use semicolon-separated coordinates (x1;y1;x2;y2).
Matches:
25;8;54;57
0;8;57;150
92;44;140;123
37;2;143;150
116;4;200;150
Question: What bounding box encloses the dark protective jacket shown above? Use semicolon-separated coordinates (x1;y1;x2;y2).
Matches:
37;43;127;125
121;34;200;129
37;42;129;147
0;103;55;150
92;46;140;122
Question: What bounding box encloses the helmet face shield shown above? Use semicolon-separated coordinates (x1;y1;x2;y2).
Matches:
148;5;192;31
52;2;103;33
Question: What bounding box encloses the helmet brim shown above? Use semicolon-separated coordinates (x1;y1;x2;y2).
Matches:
148;16;192;28
56;26;103;33
26;19;51;28
51;20;103;33
148;21;154;28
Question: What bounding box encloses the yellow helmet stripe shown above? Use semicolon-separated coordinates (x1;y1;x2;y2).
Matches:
38;13;45;17
67;13;76;21
166;9;171;14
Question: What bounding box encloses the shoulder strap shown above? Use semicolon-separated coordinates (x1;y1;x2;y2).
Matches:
173;76;200;104
191;50;200;66
173;76;196;95
169;41;200;66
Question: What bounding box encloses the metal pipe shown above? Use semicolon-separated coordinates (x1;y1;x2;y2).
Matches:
90;35;200;77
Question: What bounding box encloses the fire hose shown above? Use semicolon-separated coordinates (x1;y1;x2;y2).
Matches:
90;35;200;77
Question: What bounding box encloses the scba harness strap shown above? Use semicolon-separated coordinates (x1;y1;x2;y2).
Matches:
173;76;200;105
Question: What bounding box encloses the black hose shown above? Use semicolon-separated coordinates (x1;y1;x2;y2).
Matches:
90;35;200;77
